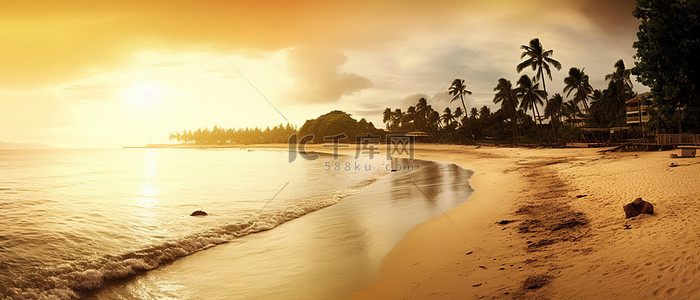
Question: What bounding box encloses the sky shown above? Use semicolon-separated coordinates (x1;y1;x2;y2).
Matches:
0;0;645;148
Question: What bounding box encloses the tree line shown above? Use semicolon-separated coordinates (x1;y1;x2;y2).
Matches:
380;0;700;143
383;38;637;144
169;124;297;144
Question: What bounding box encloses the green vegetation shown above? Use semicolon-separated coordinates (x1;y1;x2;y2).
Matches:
169;124;297;144
299;110;381;142
633;0;700;133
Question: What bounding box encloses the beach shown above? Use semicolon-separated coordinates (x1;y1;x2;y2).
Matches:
3;145;697;299
119;143;699;299
350;144;699;299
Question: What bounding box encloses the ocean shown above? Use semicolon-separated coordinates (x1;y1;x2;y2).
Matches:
0;148;472;299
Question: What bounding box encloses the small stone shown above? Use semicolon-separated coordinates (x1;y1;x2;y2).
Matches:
473;283;482;287
623;198;654;218
465;251;473;255
478;265;488;269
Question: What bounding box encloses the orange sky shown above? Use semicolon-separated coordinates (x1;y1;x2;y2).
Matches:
0;0;642;147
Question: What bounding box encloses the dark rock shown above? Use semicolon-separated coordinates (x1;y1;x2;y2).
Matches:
478;265;488;269
623;198;654;218
576;194;588;198
623;203;639;218
670;163;678;167
472;283;482;287
670;153;679;158
623;224;632;230
465;251;473;255
190;210;208;216
498;219;515;225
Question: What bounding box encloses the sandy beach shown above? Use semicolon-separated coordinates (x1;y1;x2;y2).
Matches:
133;143;699;299
347;144;699;299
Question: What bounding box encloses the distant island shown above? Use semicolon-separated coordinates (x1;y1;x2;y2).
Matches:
0;141;53;150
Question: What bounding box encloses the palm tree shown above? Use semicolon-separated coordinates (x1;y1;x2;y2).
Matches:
516;75;546;124
516;74;546;142
448;79;472;115
493;78;520;137
415;97;429;131
517;38;562;100
453;107;463;126
383;108;393;130
562;100;580;125
449;78;475;140
545;93;564;142
442;107;454;127
469;107;478;119
545;93;564;123
478;106;491;119
605;59;634;125
405;106;416;130
392;108;403;130
563;67;594;118
605;59;633;94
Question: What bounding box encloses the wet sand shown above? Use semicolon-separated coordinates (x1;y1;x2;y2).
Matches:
89;157;474;299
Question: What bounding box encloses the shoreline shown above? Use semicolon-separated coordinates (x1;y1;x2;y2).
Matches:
119;144;699;298
87;149;476;299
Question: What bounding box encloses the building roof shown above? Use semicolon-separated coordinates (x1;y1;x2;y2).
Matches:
626;92;652;104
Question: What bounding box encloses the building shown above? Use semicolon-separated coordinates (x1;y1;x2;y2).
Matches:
626;92;652;125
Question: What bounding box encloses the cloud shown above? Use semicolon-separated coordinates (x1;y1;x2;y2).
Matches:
0;0;639;89
284;48;372;103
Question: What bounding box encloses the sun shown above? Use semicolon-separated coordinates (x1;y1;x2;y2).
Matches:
126;83;165;107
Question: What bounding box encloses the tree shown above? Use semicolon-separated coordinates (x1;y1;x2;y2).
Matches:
563;67;594;117
633;0;700;132
392;108;404;130
449;78;476;140
545;93;564;142
383;108;393;130
469;107;478;119
478;106;491;119
545;94;564;123
605;59;635;125
493;78;520;137
563;100;580;125
517;38;562;101
299;110;380;143
516;74;546;142
416;97;429;131
448;79;472;115
442;107;454;127
453;107;463;125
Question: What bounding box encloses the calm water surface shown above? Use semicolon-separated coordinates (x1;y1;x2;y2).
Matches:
0;148;472;299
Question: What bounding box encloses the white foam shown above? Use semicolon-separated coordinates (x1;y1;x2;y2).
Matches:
7;176;381;299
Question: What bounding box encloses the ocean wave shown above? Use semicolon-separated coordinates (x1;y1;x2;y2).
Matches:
5;177;381;300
